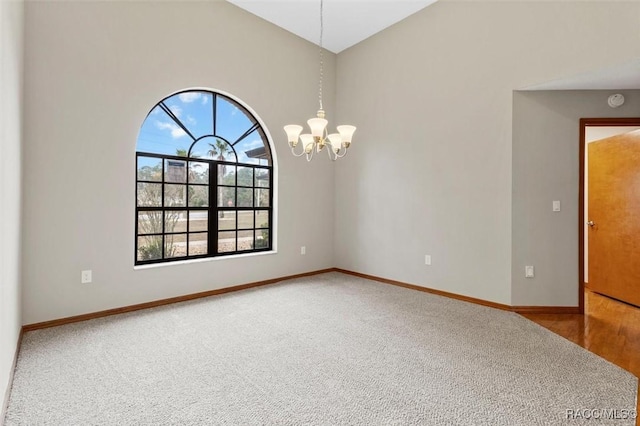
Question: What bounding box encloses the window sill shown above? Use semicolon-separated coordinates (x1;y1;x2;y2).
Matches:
133;249;278;270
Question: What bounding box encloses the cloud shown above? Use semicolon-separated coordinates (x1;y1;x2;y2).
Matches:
178;92;202;103
168;105;183;118
231;106;239;116
186;115;197;125
155;121;187;139
243;138;263;149
201;96;209;105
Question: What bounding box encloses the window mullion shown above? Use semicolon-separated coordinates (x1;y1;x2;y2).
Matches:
161;159;166;259
135;154;140;263
269;166;273;250
210;160;218;256
186;168;190;257
212;93;217;136
235;178;238;253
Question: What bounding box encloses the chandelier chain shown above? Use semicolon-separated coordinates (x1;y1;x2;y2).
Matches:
318;0;324;111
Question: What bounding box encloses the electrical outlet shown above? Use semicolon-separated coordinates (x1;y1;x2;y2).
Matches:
525;266;534;278
553;200;561;212
81;270;92;284
424;255;432;265
300;246;306;255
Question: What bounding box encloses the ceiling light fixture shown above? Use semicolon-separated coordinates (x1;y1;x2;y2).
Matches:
283;0;356;161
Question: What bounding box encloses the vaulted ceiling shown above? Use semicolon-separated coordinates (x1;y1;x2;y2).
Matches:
226;0;438;54
227;0;640;90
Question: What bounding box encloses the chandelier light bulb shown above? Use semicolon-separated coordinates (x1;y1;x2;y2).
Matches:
299;134;314;153
327;133;342;152
308;117;328;139
336;125;356;147
284;125;303;146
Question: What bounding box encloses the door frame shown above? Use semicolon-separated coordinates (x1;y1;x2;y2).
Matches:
579;117;640;313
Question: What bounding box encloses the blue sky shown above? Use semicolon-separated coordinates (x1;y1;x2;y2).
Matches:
136;91;267;165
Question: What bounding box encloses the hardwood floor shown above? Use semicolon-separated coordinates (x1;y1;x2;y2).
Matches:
522;289;640;425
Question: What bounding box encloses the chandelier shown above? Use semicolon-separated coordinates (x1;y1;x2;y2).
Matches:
283;0;356;161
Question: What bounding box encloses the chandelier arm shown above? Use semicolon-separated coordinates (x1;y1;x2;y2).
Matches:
326;146;338;161
288;140;310;157
289;145;308;158
335;148;349;159
305;148;315;162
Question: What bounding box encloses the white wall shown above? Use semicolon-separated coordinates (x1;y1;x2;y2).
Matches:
0;0;24;415
22;1;336;324
512;91;640;306
335;0;640;305
20;0;640;327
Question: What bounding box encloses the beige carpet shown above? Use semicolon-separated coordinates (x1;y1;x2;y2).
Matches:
4;272;638;425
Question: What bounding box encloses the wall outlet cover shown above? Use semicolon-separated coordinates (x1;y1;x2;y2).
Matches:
81;270;92;284
525;266;534;278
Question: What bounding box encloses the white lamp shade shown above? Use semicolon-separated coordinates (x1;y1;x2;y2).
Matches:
284;125;303;143
307;118;328;138
327;133;342;150
299;134;314;151
336;125;356;143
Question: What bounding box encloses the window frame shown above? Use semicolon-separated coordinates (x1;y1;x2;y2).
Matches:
134;89;274;266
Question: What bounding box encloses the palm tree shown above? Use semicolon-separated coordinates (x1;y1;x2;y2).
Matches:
208;139;232;218
207;139;231;162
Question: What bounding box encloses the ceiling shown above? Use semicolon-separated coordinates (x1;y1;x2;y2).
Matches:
227;0;639;90
226;0;439;53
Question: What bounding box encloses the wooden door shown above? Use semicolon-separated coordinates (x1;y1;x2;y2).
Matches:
588;130;640;307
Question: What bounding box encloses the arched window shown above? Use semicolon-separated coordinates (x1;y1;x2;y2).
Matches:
135;89;273;265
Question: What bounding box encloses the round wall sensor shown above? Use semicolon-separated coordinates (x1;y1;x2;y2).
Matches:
607;94;625;108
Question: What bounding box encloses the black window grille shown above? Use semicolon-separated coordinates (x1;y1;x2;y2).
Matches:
135;90;273;265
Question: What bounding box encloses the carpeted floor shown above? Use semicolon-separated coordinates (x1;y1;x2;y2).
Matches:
4;272;638;425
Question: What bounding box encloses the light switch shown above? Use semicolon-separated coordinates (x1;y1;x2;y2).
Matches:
552;200;561;212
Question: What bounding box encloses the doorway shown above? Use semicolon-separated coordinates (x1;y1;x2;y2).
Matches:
579;118;640;312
